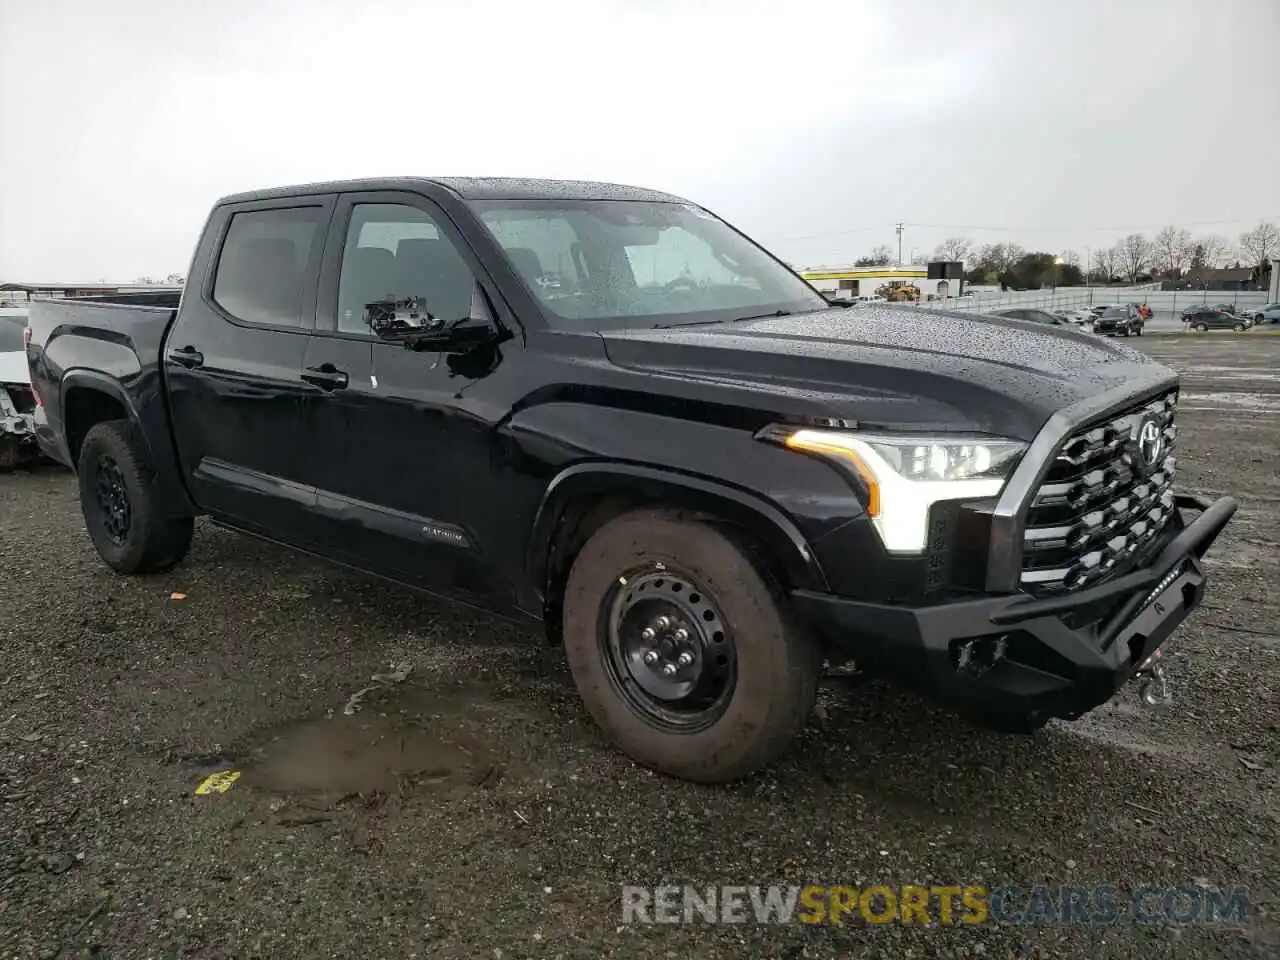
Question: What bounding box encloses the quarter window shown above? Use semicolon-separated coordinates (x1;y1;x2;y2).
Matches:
212;207;324;327
336;203;476;335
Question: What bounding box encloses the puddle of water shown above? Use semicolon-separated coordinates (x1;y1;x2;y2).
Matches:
239;686;520;796
1183;366;1280;378
1180;392;1276;413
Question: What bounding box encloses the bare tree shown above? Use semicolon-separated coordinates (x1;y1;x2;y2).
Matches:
1094;246;1119;282
1238;221;1280;266
1151;226;1193;278
1061;250;1081;268
932;237;972;262
856;245;894;266
1191;234;1231;270
1117;234;1151;283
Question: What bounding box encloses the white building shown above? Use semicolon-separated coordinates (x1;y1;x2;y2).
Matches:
797;265;958;300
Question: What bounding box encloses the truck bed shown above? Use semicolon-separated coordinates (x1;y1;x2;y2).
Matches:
26;295;183;473
27;295;180;367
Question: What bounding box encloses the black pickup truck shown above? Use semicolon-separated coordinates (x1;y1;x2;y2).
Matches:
25;177;1236;783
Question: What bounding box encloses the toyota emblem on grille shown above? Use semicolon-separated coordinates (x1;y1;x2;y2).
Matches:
1133;416;1164;472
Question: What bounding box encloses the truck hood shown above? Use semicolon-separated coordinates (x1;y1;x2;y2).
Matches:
0;350;29;386
598;305;1175;441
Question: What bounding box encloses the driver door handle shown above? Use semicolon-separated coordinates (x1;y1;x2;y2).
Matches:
302;363;349;391
168;345;204;369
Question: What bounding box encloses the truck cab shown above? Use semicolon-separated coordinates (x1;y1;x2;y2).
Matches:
24;177;1236;783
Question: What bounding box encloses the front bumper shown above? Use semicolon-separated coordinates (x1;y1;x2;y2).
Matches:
793;494;1236;721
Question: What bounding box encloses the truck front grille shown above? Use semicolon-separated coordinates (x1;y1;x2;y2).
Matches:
1019;390;1178;596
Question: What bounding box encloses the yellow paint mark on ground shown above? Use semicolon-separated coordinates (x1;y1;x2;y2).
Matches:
194;770;241;795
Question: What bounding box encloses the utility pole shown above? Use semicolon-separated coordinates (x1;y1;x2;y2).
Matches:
895;222;904;266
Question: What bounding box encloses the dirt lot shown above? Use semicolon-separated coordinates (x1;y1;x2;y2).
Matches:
1;337;1276;959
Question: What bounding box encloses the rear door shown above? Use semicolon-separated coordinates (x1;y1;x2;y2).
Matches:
165;195;335;537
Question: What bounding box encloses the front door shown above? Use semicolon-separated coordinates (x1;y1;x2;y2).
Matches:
165;197;333;538
297;192;514;604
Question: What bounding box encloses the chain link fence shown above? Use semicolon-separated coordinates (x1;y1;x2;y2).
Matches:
911;288;1272;328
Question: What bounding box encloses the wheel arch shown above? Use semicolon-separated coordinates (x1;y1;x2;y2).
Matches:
60;370;196;517
61;372;140;467
525;462;829;642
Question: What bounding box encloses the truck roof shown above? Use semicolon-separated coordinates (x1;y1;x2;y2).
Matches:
217;176;688;206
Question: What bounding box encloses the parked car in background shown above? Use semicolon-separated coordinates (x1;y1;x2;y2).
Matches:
1182;308;1250;332
1092;305;1144;337
989;308;1067;326
1;317;39;469
1245;302;1280;324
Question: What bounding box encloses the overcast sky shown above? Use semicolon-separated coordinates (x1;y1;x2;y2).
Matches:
1;0;1277;280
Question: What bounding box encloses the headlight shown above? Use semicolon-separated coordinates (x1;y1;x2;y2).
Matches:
759;426;1026;554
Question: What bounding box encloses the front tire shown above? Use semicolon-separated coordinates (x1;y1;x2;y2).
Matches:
77;420;194;574
561;510;821;783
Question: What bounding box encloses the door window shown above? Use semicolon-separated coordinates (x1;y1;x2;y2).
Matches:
212;206;325;327
336;203;476;335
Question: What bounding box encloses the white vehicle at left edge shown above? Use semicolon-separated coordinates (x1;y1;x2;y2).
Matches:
0;317;39;469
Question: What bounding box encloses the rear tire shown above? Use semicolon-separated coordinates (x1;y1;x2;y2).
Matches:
77;420;194;574
561;509;821;783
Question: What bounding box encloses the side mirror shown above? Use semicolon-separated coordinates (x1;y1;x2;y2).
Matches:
400;283;500;354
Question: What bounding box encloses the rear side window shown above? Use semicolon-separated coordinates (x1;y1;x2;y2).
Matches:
212;207;325;327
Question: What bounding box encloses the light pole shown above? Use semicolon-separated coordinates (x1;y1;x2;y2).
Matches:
1052;255;1064;299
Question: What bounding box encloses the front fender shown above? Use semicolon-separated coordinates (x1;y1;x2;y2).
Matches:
524;461;831;611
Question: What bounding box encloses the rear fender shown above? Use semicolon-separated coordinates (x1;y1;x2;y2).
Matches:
61;370;196;516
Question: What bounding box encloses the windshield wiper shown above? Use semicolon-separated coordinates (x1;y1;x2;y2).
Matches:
652;309;796;330
653;317;729;329
732;309;793;323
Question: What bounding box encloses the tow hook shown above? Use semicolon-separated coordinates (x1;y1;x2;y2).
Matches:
1135;650;1172;707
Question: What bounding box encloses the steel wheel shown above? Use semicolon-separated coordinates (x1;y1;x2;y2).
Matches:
93;455;132;545
598;564;736;733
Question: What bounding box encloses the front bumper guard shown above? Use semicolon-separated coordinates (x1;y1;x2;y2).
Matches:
792;494;1237;720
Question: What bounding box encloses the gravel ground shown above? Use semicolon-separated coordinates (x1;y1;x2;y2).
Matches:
1;337;1276;959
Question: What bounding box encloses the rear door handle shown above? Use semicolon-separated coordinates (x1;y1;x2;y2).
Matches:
168;345;204;369
302;363;349;390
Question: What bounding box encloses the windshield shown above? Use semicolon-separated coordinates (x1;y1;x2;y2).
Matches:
471;199;828;330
